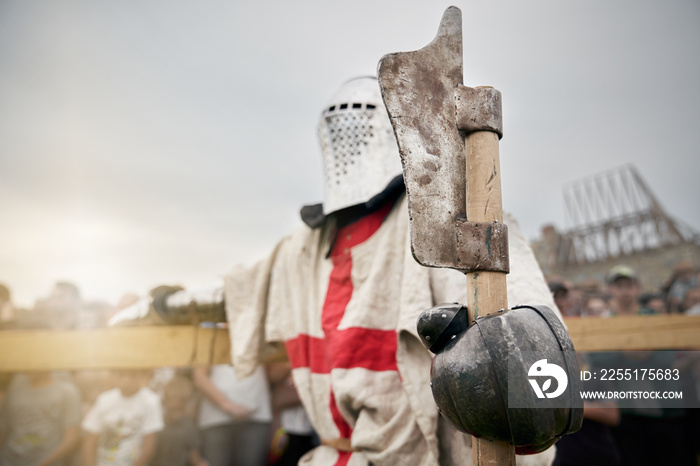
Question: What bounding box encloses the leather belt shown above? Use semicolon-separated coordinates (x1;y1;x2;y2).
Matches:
321;438;355;452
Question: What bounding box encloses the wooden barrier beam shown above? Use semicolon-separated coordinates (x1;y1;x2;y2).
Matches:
565;314;700;351
1;315;699;371
0;326;231;372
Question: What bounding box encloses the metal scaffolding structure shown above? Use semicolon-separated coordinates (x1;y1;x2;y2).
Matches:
557;165;699;265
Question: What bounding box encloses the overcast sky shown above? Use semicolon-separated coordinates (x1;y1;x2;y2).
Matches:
1;0;698;308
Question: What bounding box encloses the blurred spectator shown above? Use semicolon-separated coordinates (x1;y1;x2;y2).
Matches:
569;286;586;317
639;293;667;315
603;351;687;466
0;372;82;466
606;266;655;316
151;376;207;466
584;295;611;318
666;260;698;313
553;354;621;466
266;362;317;466
193;364;272;466
81;369;163;466
595;269;688;464
682;288;700;315
34;283;116;329
0;284;15;327
33;282;82;330
549;280;576;316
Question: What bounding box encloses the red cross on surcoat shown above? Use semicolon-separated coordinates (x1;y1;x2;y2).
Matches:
285;201;398;466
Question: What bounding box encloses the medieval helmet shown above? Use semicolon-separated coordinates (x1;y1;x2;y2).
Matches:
317;76;403;215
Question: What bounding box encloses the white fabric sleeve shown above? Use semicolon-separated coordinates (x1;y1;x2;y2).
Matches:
225;235;289;379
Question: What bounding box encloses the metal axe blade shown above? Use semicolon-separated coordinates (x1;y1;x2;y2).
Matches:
377;7;466;270
378;6;508;274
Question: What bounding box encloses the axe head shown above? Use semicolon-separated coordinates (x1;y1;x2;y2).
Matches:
378;7;467;270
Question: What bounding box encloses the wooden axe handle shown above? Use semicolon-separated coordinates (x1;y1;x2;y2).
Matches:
465;130;515;464
466;131;508;321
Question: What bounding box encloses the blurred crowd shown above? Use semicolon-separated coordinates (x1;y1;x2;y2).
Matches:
0;283;317;466
0;281;132;332
0;364;317;466
547;259;700;318
548;259;700;466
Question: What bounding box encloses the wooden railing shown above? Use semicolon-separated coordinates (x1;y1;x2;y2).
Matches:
1;315;699;371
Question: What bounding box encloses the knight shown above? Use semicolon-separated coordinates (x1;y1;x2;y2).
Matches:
223;76;560;466
112;76;561;466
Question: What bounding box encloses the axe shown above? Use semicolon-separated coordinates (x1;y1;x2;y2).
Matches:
377;6;516;465
379;6;583;464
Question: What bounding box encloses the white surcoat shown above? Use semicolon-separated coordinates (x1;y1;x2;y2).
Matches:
225;195;558;466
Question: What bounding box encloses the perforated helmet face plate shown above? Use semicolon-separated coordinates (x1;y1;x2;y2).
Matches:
319;105;377;188
317;77;402;215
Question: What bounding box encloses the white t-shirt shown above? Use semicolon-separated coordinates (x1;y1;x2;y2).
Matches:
198;365;272;429
82;387;164;466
